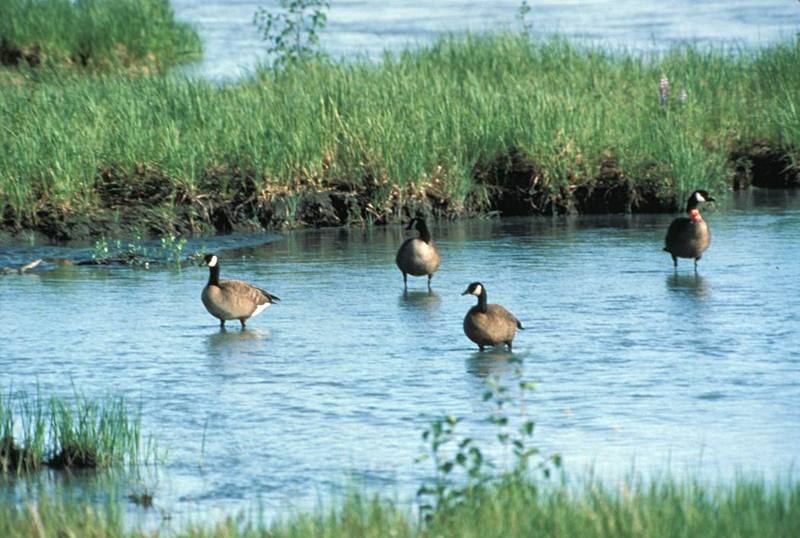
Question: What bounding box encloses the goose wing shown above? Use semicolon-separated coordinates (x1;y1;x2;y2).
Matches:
487;304;523;331
219;279;279;309
664;217;690;252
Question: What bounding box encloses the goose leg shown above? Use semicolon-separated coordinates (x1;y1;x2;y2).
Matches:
479;345;485;352
220;319;225;329
694;258;699;272
672;255;678;270
427;274;432;290
403;272;408;290
240;318;247;329
506;341;513;351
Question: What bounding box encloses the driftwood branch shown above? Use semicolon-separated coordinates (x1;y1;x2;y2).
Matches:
1;259;42;275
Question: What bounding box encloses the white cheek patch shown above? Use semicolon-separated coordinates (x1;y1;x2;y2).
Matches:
473;284;483;296
208;255;218;267
695;193;706;203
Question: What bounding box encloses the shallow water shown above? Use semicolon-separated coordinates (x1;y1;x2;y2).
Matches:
1;190;799;522
171;0;800;79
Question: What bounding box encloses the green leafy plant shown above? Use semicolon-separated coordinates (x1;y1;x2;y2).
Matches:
253;0;329;67
416;362;560;522
90;231;191;268
517;1;533;34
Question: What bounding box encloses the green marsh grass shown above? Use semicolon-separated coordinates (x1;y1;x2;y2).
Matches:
1;475;797;537
0;0;201;70
1;35;799;235
0;391;152;473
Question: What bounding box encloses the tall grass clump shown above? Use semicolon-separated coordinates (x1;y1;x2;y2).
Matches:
0;390;153;473
1;35;798;238
0;0;201;70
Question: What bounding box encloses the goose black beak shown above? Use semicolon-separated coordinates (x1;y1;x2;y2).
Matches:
707;197;716;203
461;290;469;295
405;221;414;230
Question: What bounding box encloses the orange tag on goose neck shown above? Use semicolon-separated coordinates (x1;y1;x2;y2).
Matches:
688;208;703;222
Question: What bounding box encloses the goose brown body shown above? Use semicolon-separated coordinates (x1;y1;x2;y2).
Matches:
462;282;522;351
201;254;279;328
664;217;710;259
396;218;441;289
664;190;714;269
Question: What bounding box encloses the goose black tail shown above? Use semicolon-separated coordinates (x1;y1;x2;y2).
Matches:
517;320;525;330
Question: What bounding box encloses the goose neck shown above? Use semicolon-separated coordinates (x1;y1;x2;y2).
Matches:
417;223;432;243
476;290;488;313
207;264;220;286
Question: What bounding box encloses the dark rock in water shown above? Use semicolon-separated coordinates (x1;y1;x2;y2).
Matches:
732;143;800;189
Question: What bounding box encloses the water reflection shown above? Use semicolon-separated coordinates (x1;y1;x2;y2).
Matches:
205;327;270;359
465;349;518;379
666;273;710;299
399;290;441;310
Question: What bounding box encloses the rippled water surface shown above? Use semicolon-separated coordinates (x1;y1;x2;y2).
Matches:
1;190;799;521
171;0;800;79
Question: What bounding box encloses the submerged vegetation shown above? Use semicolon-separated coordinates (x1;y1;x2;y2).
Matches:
0;0;201;71
0;391;152;473
1;35;799;239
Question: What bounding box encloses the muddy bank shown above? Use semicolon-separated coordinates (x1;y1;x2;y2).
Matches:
2;144;797;242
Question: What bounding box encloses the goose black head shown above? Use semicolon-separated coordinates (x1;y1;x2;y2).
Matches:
461;282;485;296
687;190;715;209
406;217;432;242
203;254;219;267
405;217;423;231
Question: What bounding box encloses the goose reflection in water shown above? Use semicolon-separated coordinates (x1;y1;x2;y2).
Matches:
465;349;518;379
666;273;710;298
399;289;441;310
205;327;270;359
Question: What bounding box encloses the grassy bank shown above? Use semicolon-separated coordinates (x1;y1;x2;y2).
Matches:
1;35;799;239
1;475;798;537
0;391;151;472
0;0;201;71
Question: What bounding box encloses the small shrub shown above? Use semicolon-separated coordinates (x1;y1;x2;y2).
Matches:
254;0;329;67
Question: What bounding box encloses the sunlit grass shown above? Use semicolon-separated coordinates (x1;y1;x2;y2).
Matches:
0;0;201;70
0;390;153;473
1;35;798;233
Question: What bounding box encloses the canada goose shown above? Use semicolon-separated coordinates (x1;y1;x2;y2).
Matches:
664;190;715;270
462;282;523;351
201;254;279;328
396;218;441;290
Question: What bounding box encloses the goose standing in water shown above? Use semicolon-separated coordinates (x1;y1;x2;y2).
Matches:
396;218;441;290
664;190;715;270
462;282;523;351
201;254;279;328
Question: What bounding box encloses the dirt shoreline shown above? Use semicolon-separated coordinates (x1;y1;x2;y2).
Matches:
2;144;797;242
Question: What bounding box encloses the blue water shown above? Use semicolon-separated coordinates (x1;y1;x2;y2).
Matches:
1;190;799;524
171;0;800;79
